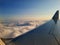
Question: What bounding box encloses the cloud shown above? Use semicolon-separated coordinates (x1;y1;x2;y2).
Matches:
0;20;46;38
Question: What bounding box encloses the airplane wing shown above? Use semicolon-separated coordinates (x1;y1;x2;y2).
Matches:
1;10;59;45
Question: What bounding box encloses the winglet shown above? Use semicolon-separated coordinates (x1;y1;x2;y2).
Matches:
52;10;59;24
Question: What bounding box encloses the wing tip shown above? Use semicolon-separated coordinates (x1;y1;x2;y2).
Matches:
52;10;59;24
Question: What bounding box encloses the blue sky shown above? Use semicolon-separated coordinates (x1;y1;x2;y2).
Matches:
0;0;60;20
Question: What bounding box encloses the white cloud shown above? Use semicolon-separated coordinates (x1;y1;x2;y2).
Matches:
0;20;46;38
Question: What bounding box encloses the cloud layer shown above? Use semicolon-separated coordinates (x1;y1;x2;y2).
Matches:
0;20;46;38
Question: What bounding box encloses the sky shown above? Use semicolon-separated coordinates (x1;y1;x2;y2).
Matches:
0;0;60;21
